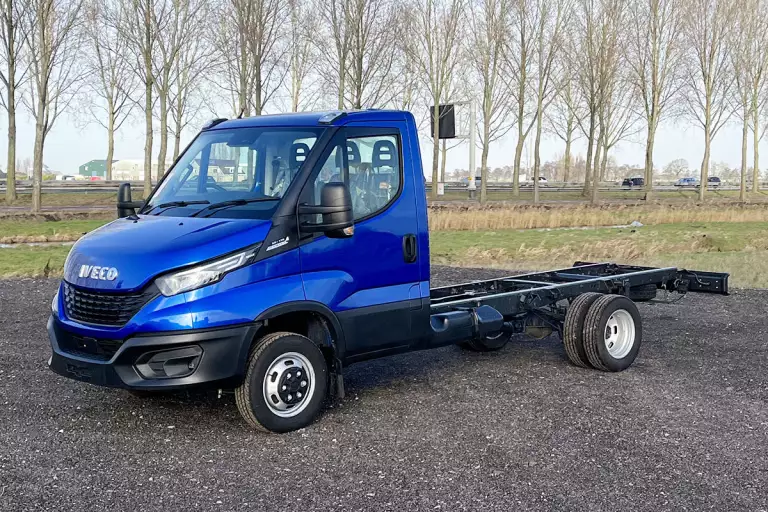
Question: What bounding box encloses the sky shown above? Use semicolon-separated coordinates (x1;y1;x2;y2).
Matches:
0;107;754;178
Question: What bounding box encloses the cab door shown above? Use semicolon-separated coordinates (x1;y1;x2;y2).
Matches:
297;125;421;360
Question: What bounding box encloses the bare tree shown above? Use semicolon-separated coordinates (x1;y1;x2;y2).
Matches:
0;0;28;202
682;0;736;201
169;19;212;161
531;0;571;204
468;0;512;203
216;0;287;117
569;0;630;204
287;0;317;111
731;0;768;198
345;0;399;108
83;0;136;181
23;0;83;212
595;73;641;200
571;0;601;197
627;0;685;199
118;0;170;197
507;0;537;196
153;0;206;178
407;0;465;200
546;73;581;183
317;0;352;109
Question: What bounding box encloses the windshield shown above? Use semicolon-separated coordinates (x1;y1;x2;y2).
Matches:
145;127;324;219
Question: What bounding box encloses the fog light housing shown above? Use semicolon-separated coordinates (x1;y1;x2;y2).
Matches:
134;346;203;379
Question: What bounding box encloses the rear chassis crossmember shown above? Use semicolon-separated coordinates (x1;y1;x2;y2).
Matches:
428;262;729;341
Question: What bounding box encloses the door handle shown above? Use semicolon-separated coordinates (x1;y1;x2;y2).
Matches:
403;234;417;263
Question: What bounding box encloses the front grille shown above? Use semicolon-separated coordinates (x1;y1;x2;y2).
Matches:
62;281;158;327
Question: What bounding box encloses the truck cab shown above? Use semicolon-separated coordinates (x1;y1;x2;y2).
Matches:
48;109;729;433
49;110;432;431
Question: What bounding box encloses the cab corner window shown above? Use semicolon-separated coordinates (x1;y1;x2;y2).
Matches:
308;134;401;221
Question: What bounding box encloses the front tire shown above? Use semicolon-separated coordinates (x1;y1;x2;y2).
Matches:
235;332;328;433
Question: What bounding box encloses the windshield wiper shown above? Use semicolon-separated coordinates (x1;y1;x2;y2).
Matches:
144;200;210;215
190;197;280;218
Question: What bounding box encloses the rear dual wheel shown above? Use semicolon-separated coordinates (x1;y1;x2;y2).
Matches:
564;294;642;372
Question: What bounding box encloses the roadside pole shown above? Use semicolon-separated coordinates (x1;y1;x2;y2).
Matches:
468;101;477;200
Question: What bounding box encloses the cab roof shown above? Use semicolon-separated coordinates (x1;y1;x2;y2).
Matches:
207;110;409;131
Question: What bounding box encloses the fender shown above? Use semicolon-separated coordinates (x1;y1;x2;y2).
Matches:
255;300;347;359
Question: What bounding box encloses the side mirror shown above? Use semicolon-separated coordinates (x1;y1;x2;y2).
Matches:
298;182;354;238
117;183;145;218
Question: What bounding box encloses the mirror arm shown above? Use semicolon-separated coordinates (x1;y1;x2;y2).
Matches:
297;204;351;215
300;220;353;232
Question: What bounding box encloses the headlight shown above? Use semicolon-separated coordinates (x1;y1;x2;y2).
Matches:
155;244;261;296
51;290;59;313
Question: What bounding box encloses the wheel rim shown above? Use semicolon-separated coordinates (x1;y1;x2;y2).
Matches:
604;309;635;359
262;352;316;418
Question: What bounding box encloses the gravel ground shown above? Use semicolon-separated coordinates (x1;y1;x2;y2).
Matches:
1;268;767;511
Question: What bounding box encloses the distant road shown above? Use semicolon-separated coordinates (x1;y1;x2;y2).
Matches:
0;180;749;194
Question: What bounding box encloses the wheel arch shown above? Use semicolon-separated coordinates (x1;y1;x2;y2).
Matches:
253;301;346;361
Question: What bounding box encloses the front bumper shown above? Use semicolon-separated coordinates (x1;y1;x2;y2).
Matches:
47;315;259;390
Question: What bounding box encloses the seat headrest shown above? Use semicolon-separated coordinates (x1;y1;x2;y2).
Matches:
372;140;397;169
290;143;311;170
334;141;362;168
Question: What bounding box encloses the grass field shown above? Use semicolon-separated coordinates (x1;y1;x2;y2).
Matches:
435;188;768;202
1;215;767;288
0;218;108;243
3;187;768;209
429;203;768;230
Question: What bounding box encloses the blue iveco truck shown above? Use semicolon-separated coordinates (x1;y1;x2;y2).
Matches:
47;110;729;433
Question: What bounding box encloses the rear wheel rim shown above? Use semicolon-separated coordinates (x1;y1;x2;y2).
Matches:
262;352;316;418
604;309;635;359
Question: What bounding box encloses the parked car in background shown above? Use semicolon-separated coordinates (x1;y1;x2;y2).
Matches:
522;176;548;187
622;177;644;187
675;177;698;187
707;176;722;187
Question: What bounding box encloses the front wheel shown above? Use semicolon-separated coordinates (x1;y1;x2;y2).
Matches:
235;332;328;433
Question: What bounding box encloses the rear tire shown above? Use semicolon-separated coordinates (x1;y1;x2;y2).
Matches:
235;332;328;433
459;332;511;352
563;292;602;368
582;295;642;372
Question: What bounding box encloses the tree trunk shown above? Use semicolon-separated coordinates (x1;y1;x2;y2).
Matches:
699;124;710;202
533;104;544;204
563;118;572;183
753;101;760;193
337;57;346;109
106;109;115;182
480;124;490;204
583;112;596;196
173;129;182;162
590;131;602;205
643;123;656;200
439;139;447;183
512;122;524;196
5;78;16;202
31;105;46;213
157;91;168;177
431;103;440;200
143;79;153;198
740;111;748;202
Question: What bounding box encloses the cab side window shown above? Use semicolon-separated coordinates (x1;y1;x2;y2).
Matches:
309;134;401;221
